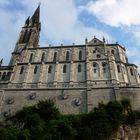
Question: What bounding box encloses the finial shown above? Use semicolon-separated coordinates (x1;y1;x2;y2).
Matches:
25;16;30;25
85;37;88;44
102;36;105;43
0;58;3;66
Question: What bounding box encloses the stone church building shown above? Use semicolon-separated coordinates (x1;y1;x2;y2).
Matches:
0;5;140;120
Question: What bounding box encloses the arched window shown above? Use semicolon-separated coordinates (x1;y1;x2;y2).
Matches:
41;52;45;62
63;65;67;73
48;66;52;73
2;72;6;80
79;51;82;60
93;62;98;74
21;29;28;43
27;29;32;42
117;65;120;73
29;53;33;63
102;62;106;73
93;62;100;78
130;68;133;76
111;50;114;54
66;51;70;61
20;66;24;74
53;52;57;61
78;64;81;72
6;72;11;80
34;66;38;74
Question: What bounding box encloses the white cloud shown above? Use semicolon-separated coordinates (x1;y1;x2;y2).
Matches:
83;0;140;71
126;48;140;71
0;0;111;65
85;0;140;27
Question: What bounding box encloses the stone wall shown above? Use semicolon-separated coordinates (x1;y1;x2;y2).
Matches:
0;87;140;122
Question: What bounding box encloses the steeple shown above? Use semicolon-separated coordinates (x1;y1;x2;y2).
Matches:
17;4;41;45
9;4;41;66
31;4;40;26
24;4;41;31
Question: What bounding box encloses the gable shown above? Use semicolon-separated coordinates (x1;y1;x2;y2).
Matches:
88;37;104;45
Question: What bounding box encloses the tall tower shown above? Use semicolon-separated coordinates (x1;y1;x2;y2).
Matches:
9;5;41;66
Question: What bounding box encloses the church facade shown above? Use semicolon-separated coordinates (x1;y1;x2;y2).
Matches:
0;6;140;120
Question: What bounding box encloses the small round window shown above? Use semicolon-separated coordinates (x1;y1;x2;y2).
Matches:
97;54;101;58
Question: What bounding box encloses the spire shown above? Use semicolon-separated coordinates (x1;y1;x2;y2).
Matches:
31;4;40;25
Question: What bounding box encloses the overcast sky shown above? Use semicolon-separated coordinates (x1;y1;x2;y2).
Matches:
0;0;140;71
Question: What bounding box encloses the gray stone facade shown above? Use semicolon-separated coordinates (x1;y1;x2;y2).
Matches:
0;5;140;121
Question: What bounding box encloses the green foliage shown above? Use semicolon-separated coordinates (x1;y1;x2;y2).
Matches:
0;127;30;140
127;111;140;125
121;98;131;113
0;127;18;140
35;100;60;121
0;99;140;140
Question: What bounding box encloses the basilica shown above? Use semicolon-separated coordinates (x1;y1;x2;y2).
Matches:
0;5;140;120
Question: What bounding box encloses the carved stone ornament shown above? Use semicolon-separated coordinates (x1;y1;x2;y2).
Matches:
4;110;11;117
29;92;36;100
7;97;14;104
75;98;82;106
61;94;68;100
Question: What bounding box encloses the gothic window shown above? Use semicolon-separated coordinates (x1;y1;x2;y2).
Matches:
63;65;67;73
34;66;38;74
66;51;70;61
93;62;98;74
2;72;6;80
94;69;97;73
93;63;97;67
79;51;82;60
6;72;11;80
53;52;57;61
41;52;45;62
21;29;28;43
29;53;33;63
20;66;24;74
111;50;114;54
102;62;106;73
27;29;32;42
117;65;120;73
130;68;133;76
78;64;81;72
48;66;52;73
